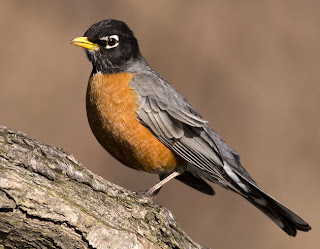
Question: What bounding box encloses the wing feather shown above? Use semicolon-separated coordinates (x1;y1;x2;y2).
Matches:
130;71;311;234
131;72;239;187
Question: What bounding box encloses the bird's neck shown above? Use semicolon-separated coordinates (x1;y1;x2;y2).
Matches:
92;54;150;75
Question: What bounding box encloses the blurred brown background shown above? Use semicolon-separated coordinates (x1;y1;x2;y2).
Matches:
0;0;318;248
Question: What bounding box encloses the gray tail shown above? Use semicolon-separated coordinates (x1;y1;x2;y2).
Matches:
243;180;311;236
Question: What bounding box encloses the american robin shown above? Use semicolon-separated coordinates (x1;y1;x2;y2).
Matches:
71;19;311;236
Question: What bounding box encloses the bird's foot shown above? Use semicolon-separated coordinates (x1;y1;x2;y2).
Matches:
134;188;160;199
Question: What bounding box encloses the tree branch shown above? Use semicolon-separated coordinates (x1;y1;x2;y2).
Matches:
0;125;206;249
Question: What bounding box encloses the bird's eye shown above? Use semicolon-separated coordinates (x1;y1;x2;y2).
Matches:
108;38;117;47
100;35;119;49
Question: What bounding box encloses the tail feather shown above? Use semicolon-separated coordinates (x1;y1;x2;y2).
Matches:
243;179;311;236
175;166;311;236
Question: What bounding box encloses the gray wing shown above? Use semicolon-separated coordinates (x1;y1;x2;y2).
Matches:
130;72;255;190
130;72;311;235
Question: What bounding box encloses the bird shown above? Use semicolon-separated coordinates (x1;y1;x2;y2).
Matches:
71;19;311;236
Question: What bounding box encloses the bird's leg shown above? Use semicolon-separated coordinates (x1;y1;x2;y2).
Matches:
142;171;181;198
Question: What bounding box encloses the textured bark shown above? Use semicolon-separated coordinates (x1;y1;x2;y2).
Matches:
0;125;205;249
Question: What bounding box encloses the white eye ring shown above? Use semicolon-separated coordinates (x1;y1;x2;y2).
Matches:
100;35;119;49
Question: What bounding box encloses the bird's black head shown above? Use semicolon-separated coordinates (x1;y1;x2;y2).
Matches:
72;19;141;74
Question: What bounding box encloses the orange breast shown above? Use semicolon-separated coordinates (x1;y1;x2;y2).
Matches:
86;72;179;173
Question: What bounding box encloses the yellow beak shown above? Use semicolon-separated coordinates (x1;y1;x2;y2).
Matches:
71;37;99;50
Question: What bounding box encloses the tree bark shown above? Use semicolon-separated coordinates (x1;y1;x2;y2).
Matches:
0;125;206;249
